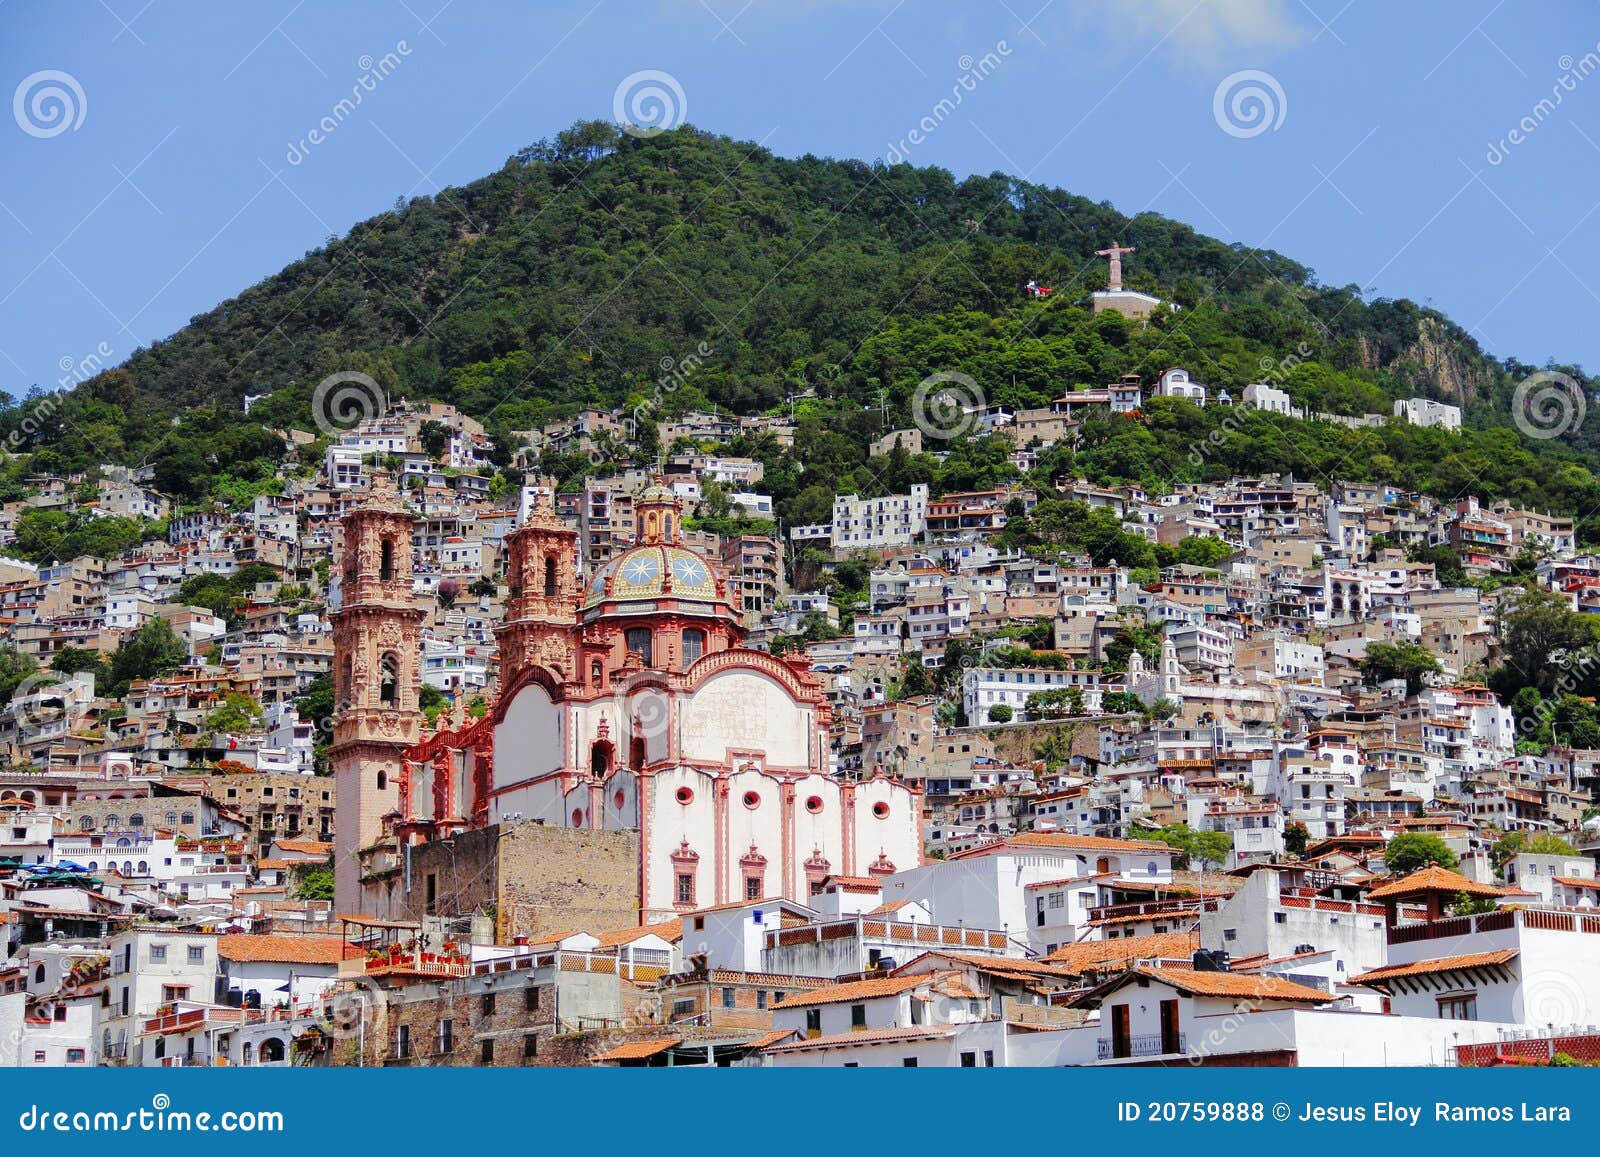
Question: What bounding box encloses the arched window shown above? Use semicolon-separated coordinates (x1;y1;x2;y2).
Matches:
630;737;646;772
104;814;119;830
137;861;148;875
376;770;387;791
379;653;399;707
128;813;144;829
543;556;558;597
180;812;194;827
663;514;674;539
590;659;603;687
379;539;395;582
682;629;705;666
591;742;611;779
79;815;94;831
34;964;44;984
625;629;653;666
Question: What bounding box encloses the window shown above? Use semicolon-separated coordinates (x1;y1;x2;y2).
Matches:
745;876;762;900
902;1057;918;1067
544;556;558;597
396;1026;410;1059
480;1039;494;1064
150;944;166;962
591;660;603;686
960;1051;976;1067
187;945;204;964
805;1009;822;1035
426;873;438;916
983;1050;995;1067
482;993;496;1017
1222;928;1237;942
756;990;768;1011
721;987;736;1009
33;1050;46;1064
1438;994;1478;1021
438;1019;454;1053
676;873;694;905
682;629;705;666
379;539;395;582
850;1004;866;1029
525;987;541;1012
523;1034;538;1059
625;628;653;666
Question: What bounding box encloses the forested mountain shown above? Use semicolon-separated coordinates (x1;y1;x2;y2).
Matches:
5;120;1597;536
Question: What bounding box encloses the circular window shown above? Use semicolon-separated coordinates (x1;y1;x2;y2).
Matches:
613;790;626;810
742;791;761;810
675;787;694;806
571;808;584;826
805;795;824;814
872;801;891;820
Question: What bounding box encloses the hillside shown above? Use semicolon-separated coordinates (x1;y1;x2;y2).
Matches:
6;121;1597;533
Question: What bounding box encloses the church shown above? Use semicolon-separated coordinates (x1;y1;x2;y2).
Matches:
331;474;922;923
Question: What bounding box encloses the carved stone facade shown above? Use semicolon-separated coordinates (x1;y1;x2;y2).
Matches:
331;470;425;915
382;481;921;923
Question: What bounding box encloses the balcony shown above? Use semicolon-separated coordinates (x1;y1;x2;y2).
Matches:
1388;905;1600;945
1098;1032;1186;1060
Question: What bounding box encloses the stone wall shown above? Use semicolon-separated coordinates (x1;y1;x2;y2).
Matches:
395;822;641;940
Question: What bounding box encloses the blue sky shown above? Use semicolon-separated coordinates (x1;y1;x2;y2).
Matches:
2;0;1598;399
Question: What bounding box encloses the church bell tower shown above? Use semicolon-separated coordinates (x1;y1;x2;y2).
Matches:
331;470;425;915
496;486;580;681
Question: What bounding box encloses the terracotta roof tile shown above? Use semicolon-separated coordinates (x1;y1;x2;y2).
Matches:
1044;931;1199;972
772;972;943;1009
1366;865;1510;899
595;1037;681;1061
764;1024;957;1052
215;934;344;965
1350;949;1518;986
1123;967;1332;1002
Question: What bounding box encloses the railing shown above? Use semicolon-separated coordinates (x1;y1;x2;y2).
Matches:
765;916;1010;953
468;948;669;982
1088;897;1220;922
1387;906;1594;945
1098;1032;1186;1060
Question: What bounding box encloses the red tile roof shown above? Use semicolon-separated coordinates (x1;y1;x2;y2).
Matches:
1366;865;1509;900
595;1037;680;1061
216;934;344;965
1350;949;1518;986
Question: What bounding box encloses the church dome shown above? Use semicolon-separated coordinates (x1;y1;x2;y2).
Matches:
584;543;728;611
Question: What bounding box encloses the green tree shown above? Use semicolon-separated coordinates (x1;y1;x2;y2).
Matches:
1385;832;1459;874
106;619;188;696
1494;586;1599;698
1284;821;1309;858
986;704;1013;723
293;866;335;901
206;692;265;734
1359;641;1443;695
